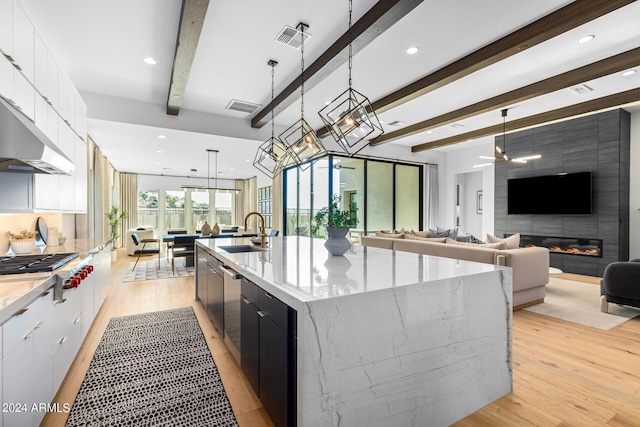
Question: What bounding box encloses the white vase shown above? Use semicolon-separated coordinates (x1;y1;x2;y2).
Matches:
324;227;351;256
201;221;211;236
212;223;220;235
10;239;36;254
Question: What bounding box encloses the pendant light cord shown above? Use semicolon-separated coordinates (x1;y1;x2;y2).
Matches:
300;25;305;122
502;108;508;156
271;62;275;140
348;0;353;88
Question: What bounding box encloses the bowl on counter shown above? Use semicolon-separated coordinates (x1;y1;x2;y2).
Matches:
58;236;67;245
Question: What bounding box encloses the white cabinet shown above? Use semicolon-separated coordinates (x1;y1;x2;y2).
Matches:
46;50;58;108
58;121;75;211
0;0;13;56
11;0;33;81
0;55;14;102
34;32;47;96
2;289;55;427
80;272;95;340
52;288;82;392
94;247;112;310
13;71;34;120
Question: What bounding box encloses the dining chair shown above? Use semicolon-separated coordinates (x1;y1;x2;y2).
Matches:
131;233;161;270
166;229;187;259
171;235;196;274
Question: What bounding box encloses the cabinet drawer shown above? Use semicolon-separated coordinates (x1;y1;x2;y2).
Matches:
2;289;54;358
260;290;290;334
241;277;261;306
52;315;82;393
53;288;81;344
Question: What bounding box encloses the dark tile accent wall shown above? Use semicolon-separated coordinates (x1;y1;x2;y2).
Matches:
494;109;631;277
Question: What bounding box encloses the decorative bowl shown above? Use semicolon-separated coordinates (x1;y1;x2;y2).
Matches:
10;239;36;254
58;236;67;245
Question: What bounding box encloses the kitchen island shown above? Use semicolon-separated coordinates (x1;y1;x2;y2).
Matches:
196;236;512;427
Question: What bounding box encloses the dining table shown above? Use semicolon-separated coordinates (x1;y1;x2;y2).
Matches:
161;232;258;267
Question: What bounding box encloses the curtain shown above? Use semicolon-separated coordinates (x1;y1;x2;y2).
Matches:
235;177;257;231
425;164;439;230
119;172;138;246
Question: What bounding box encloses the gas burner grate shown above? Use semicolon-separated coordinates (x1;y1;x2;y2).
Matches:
0;253;79;275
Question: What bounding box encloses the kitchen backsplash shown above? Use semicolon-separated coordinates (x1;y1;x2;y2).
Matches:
1;213;76;254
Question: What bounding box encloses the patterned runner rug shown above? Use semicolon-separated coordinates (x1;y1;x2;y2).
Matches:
65;307;238;427
123;258;194;282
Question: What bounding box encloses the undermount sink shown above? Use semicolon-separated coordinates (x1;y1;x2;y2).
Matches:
217;245;268;253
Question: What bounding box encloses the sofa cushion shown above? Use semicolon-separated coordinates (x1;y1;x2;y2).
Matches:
428;227;458;238
375;232;404;239
445;238;507;249
394;239;498;264
412;230;430;238
405;234;446;243
486;233;520;249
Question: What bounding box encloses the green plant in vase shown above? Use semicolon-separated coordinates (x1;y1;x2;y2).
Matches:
312;195;358;256
105;205;129;249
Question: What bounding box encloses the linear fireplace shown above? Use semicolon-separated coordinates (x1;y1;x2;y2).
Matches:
507;234;603;258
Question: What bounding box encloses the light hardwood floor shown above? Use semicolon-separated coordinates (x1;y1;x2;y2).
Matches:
43;252;640;427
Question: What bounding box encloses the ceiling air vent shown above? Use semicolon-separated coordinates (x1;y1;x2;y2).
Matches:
570;84;594;95
275;25;312;49
226;99;261;114
387;120;406;127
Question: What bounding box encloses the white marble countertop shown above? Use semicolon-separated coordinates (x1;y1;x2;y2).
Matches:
196;236;505;308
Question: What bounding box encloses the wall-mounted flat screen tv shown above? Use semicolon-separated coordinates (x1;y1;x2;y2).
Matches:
508;171;592;215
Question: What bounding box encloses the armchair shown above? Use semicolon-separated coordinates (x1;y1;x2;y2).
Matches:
600;259;640;313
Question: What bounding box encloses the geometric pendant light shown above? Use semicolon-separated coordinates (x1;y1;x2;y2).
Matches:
253;60;290;178
279;23;326;171
318;0;383;156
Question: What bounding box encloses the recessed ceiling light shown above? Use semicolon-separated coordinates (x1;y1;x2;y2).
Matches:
158;135;166;139
622;69;637;77
427;130;433;134
143;57;157;65
155;162;160;165
156;150;163;154
245;159;250;162
379;120;384;124
406;46;419;55
578;35;595;44
324;101;331;105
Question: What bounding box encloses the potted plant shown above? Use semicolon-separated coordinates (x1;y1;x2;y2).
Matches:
312;195;358;256
7;229;38;254
105;205;129;250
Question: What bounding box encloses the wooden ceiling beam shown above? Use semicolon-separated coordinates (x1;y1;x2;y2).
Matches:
371;47;640;145
411;87;640;152
166;0;210;116
368;0;634;116
251;0;424;129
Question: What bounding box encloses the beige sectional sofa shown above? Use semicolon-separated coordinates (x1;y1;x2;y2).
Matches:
361;235;550;310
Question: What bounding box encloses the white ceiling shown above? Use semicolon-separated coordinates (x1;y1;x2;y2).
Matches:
21;0;640;178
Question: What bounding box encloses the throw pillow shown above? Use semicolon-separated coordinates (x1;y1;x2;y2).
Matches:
486;233;520;249
445;238;507;249
468;234;485;244
375;232;404;239
412;230;430;238
404;234;446;243
393;227;408;234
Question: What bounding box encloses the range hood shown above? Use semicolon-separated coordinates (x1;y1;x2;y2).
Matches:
0;96;75;175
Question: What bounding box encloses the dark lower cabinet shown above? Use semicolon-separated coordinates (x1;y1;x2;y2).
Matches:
207;257;224;333
241;277;296;427
196;249;208;304
241;296;260;393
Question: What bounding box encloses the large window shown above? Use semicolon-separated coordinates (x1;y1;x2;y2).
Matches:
215;192;233;225
165;190;185;231
138;190;159;229
191;191;209;231
283;155;422;237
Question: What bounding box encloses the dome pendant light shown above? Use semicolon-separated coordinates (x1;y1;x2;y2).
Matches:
318;0;384;156
279;23;326;171
253;60;292;178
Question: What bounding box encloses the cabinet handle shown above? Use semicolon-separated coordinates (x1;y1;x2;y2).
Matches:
35;321;45;329
60;337;68;344
264;292;273;299
56;298;67;305
41;291;51;297
24;329;37;339
14;308;28;316
74;317;80;324
257;311;266;318
243;298;251;305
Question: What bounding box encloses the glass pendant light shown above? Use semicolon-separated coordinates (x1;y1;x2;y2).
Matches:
318;0;383;156
279;23;326;171
253;60;290;178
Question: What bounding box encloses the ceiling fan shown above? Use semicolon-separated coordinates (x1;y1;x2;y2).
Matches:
318;160;356;170
474;109;541;168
